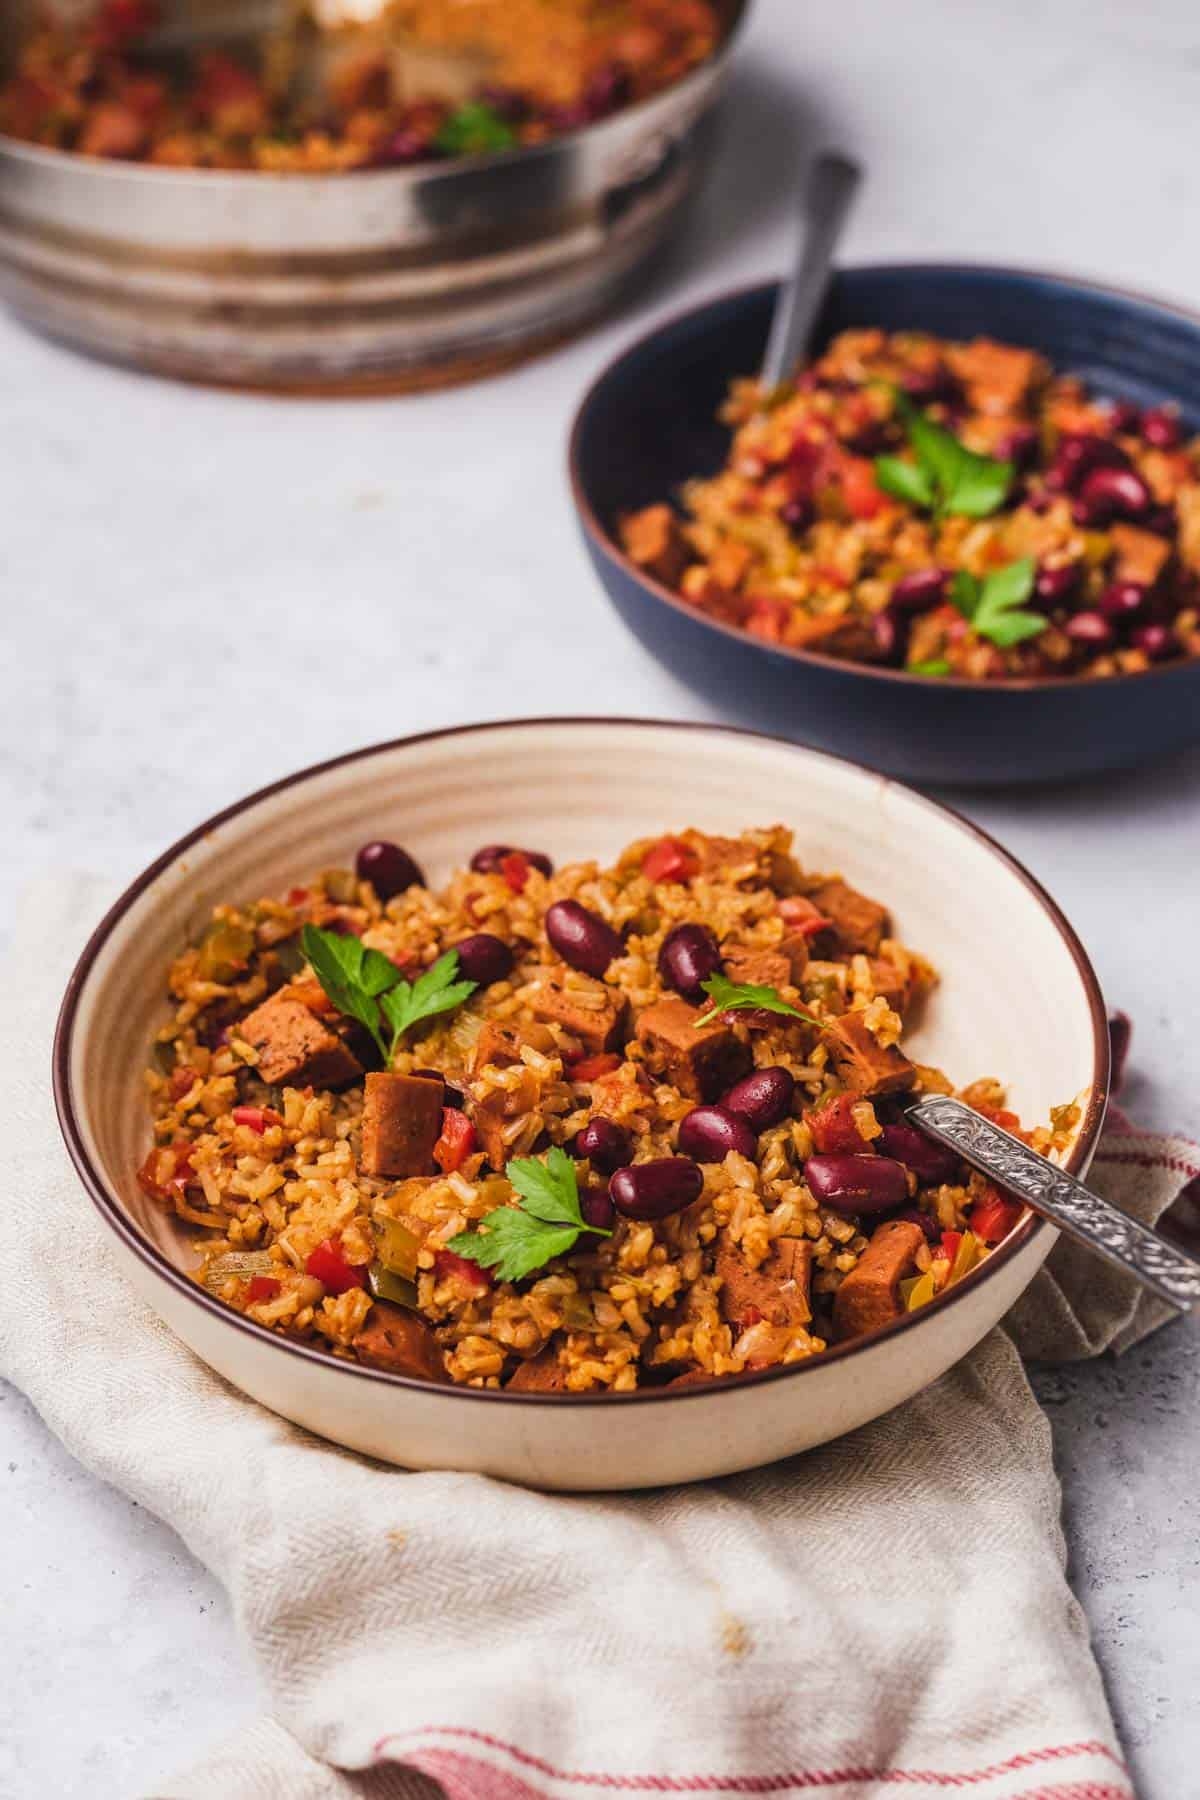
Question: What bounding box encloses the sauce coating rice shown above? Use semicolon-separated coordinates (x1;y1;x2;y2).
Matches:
139;826;1077;1391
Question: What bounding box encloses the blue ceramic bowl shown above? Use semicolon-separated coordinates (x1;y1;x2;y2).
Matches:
569;265;1200;785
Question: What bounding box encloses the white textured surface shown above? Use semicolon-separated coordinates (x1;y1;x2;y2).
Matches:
2;0;1199;1792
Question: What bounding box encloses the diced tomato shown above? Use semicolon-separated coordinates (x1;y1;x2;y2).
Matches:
285;887;309;907
641;837;699;884
808;1093;871;1155
938;1230;963;1267
232;1105;282;1136
433;1108;476;1174
839;453;886;520
972;1102;1024;1136
136;1140;194;1202
778;895;834;938
566;1052;622;1082
968;1186;1024;1246
305;1238;368;1294
246;1275;281;1303
433;1248;492;1294
168;1065;199;1103
501;852;531;893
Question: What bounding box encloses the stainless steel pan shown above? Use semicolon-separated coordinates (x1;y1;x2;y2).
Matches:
0;0;747;389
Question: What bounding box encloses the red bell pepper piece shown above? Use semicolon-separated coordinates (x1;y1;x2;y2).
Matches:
434;1108;476;1174
808;1093;871;1155
246;1275;281;1303
968;1186;1024;1246
305;1238;368;1294
136;1140;194;1202
500;852;531;893
641;837;700;884
778;895;834;938
566;1052;622;1083
168;1065;199;1103
433;1247;492;1295
232;1105;282;1136
938;1230;963;1267
839;452;886;520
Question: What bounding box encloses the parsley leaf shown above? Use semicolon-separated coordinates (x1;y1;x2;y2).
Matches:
874;455;935;510
434;101;517;156
692;972;825;1031
379;951;478;1043
301;927;476;1066
447;1146;611;1284
877;392;1013;520
950;557;1047;649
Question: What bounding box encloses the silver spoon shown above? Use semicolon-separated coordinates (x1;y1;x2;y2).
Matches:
905;1093;1200;1311
760;150;862;392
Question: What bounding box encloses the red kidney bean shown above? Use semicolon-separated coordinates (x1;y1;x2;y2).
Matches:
1073;465;1152;524
1034;562;1081;606
470;844;553;878
1105;401;1141;434
657;923;722;1004
1141;502;1177;536
995;423;1039;469
452;933;514;986
1064;611;1116;648
678;1106;758;1163
610;1157;704;1220
891;568;948;613
1141;407;1182;450
1130;622;1178;661
722;1066;795;1131
579;1184;616;1232
1097;580;1148;620
876;1121;963;1185
872;607;908;665
583;61;632;116
574;1117;633;1175
887;1207;941;1243
1107;1009;1132;1096
355;840;425;900
902;366;960;405
1047;433;1130;494
804;1153;908;1214
545;900;623;977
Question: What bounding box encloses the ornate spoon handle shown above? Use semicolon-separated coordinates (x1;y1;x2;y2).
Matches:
905;1093;1200;1312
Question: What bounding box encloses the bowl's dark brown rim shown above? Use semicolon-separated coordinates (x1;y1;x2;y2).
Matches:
0;0;747;185
52;716;1110;1408
568;261;1200;697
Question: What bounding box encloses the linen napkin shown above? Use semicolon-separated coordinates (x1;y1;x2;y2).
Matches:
4;878;1196;1800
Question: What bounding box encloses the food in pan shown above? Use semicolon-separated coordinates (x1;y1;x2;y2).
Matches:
619;329;1200;680
1;0;720;172
137;826;1073;1390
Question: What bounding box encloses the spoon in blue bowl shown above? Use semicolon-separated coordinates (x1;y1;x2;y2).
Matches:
760;150;862;392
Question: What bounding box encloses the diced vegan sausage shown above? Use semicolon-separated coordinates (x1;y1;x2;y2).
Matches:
360;1071;444;1179
866;957;908;1014
620;503;690;585
832;1219;927;1340
636;995;751;1101
239;991;363;1089
352;1302;448;1380
530;975;627;1053
721;945;792;990
945;339;1044;416
506;1346;570;1392
716;1233;812;1330
822;1013;916;1095
1109;523;1172;589
807;879;889;955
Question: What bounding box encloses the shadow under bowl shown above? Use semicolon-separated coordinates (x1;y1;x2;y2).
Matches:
570;265;1200;785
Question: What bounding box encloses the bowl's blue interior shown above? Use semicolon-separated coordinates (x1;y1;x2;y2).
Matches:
579;266;1200;527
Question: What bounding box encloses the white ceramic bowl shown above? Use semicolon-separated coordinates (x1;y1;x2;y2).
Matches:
54;720;1108;1490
